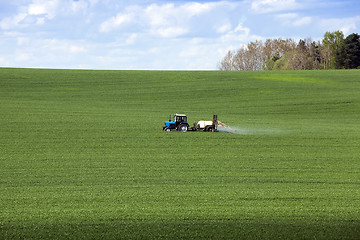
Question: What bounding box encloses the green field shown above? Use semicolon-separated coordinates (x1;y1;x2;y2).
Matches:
1;68;360;239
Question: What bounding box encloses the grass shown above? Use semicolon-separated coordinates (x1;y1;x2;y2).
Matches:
1;68;360;239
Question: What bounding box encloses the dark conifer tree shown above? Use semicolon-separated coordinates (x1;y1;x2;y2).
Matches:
335;33;360;69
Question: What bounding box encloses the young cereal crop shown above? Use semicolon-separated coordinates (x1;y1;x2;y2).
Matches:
0;68;360;239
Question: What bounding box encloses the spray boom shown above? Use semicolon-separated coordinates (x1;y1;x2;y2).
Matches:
217;120;237;132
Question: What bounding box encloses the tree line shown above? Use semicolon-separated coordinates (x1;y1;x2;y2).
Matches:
218;31;360;71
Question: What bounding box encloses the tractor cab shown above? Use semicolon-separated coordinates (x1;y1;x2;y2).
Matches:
174;114;187;123
163;114;189;132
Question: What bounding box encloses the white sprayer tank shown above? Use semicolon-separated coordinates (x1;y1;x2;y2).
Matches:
197;120;213;129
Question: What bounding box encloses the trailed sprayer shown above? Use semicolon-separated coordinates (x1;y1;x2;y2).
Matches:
163;114;235;132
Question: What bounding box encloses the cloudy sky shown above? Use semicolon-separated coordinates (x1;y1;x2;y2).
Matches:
0;0;359;70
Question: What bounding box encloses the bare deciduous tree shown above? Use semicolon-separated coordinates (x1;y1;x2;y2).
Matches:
218;50;235;71
218;31;347;71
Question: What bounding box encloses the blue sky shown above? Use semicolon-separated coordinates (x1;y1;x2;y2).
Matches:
0;0;359;70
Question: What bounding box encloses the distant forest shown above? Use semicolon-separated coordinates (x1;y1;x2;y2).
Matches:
218;31;360;71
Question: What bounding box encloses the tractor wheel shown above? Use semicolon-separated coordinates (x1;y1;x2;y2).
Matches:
205;126;212;132
177;124;188;132
207;127;214;132
164;127;171;132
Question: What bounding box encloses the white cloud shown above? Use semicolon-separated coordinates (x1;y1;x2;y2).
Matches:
125;33;138;45
3;31;23;37
276;13;298;19
0;0;92;30
28;0;59;19
144;3;174;27
100;13;134;32
15;52;31;62
17;37;29;45
293;16;312;26
99;1;237;38
0;37;90;69
0;13;27;30
88;0;99;6
36;17;45;24
0;0;59;29
340;25;357;36
216;23;232;33
155;27;188;38
143;3;195;37
47;40;88;54
319;16;360;35
0;56;10;66
181;2;214;16
28;5;46;15
71;0;89;12
144;2;228;27
251;0;299;13
220;23;253;43
276;13;312;26
70;45;87;53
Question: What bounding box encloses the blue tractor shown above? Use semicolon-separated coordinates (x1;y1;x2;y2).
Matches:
163;113;190;132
